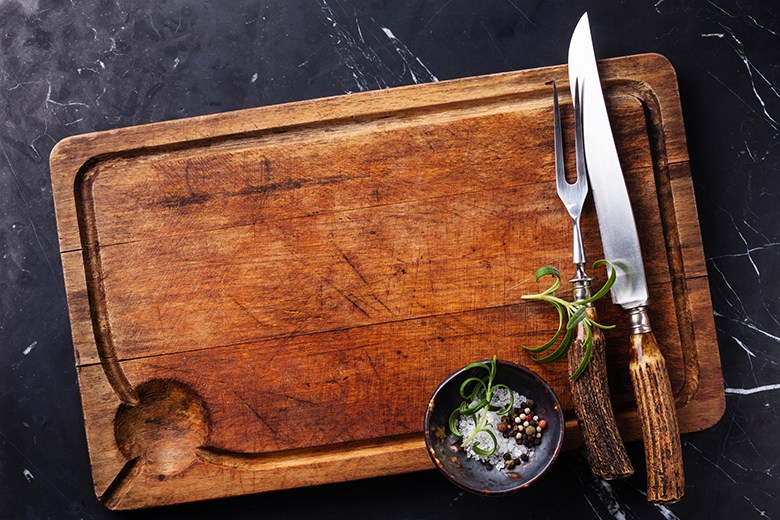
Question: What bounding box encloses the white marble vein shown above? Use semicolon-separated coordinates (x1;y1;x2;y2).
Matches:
706;0;733;18
703;68;764;120
317;0;437;92
44;81;89;108
592;478;628;520
744;495;772;519
582;494;606;519
318;0;388;91
728;333;761;383
635;487;681;519
420;0;456;34
685;440;738;483
747;15;780;37
709;262;748;317
725;383;780;395
718;23;780;130
720;314;780;343
732;335;756;358
479;20;511;68
94;85;107;106
655;504;680;520
22;341;37;356
505;0;534;25
379;26;439;83
0;139;55;276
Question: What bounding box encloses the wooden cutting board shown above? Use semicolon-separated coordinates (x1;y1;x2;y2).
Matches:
50;53;724;510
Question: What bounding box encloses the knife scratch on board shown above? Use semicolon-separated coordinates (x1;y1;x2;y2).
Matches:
237;394;279;436
319;276;371;317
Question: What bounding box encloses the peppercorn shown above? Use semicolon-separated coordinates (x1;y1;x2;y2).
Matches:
539;420;547;429
526;399;535;407
497;422;509;433
525;425;536;436
505;459;516;469
520;453;529;462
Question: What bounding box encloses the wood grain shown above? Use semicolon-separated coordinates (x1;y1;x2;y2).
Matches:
50;54;724;509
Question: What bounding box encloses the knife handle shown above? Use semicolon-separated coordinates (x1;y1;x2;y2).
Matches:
568;305;634;479
628;308;685;503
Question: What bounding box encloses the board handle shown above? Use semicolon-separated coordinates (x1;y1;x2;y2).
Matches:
628;307;685;503
568;305;634;479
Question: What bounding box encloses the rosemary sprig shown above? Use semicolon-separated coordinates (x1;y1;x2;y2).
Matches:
448;356;513;457
520;260;616;380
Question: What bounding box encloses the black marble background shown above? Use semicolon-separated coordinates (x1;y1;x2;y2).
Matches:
1;0;778;518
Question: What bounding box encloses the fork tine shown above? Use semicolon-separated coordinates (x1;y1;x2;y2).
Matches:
574;78;589;197
554;79;587;208
554;78;589;267
553;81;566;196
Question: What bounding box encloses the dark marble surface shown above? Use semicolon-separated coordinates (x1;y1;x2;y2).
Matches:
1;0;778;518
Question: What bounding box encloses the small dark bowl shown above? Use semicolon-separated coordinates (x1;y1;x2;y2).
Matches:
423;359;565;495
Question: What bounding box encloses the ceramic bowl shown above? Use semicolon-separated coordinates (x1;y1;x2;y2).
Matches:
423;359;565;495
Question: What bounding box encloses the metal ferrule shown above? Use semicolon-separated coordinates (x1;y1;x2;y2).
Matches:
628;306;652;334
570;265;592;305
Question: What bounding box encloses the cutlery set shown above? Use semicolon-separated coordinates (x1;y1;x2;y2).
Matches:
557;13;684;503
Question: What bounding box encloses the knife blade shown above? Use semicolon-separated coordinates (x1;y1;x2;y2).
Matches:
568;13;685;503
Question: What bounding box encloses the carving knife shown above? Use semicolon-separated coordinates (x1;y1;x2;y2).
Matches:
568;13;685;503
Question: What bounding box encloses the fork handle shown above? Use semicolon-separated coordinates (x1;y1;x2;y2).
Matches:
628;308;685;503
568;305;634;479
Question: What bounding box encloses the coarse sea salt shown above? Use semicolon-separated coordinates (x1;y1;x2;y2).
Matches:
455;387;534;470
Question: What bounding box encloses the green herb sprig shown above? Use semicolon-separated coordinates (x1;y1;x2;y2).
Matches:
448;356;513;457
520;260;616;380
